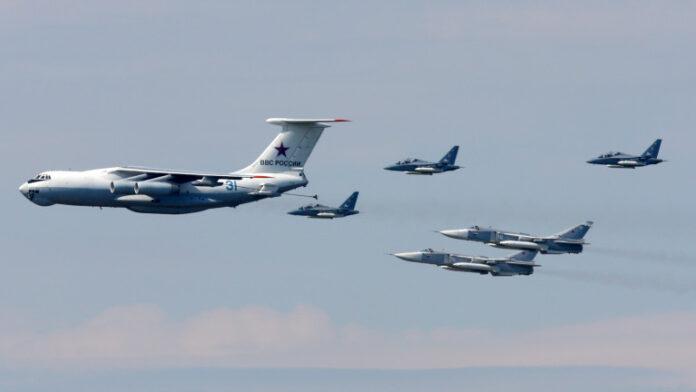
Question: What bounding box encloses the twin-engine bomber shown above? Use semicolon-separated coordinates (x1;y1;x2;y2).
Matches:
439;221;593;254
18;118;349;214
392;249;539;276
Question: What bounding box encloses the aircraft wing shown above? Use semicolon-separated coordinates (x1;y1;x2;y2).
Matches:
111;167;259;185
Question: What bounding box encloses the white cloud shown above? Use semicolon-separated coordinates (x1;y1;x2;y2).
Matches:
1;304;696;387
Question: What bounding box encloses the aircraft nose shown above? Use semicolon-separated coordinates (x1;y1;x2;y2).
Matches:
439;229;468;240
19;182;28;195
391;252;424;262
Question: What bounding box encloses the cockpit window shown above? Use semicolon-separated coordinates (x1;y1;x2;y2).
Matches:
397;158;426;164
600;152;623;158
421;248;434;252
28;173;51;183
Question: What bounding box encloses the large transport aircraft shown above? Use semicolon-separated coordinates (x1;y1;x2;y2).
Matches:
18;118;349;214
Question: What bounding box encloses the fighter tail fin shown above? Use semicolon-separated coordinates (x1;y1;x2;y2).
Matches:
554;221;593;240
509;250;538;262
339;191;359;211
439;146;459;165
641;139;662;158
237;118;349;174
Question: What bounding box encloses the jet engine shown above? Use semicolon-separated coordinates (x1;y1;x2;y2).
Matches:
110;181;136;195
134;181;179;196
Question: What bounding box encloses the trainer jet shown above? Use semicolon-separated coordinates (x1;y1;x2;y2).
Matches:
19;118;349;214
392;249;539;276
587;139;664;168
288;191;359;219
384;146;460;175
439;221;593;254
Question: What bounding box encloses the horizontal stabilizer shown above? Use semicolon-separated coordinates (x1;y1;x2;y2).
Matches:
266;118;350;125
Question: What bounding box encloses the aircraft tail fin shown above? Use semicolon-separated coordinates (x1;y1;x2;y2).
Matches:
641;139;662;158
555;221;593;240
237;118;349;174
339;191;359;211
439;146;459;165
509;250;538;262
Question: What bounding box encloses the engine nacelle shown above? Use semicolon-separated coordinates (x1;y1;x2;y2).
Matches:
134;181;179;196
110;181;136;195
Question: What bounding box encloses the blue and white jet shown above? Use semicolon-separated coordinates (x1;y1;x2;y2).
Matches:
587;139;664;168
287;191;359;219
384;146;460;175
439;221;593;254
19;118;349;214
392;249;539;276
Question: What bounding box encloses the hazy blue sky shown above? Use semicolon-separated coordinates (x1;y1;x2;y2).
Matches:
1;1;695;390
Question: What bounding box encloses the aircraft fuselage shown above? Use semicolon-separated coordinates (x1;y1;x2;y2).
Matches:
19;168;306;214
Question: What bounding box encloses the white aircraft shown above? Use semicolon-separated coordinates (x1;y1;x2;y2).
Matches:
19;118;349;214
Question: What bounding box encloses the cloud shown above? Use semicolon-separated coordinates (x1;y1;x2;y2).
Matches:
1;304;696;387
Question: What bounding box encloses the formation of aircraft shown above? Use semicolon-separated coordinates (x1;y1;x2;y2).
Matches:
392;249;538;276
288;191;359;219
439;221;593;254
384;146;460;175
586;139;664;168
18;116;664;278
18;118;348;214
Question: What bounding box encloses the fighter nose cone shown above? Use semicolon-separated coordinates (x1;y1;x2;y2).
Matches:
391;252;423;262
19;182;28;195
439;229;468;239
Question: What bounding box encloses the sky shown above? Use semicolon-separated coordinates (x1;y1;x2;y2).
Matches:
1;1;696;390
